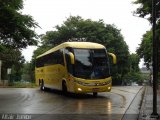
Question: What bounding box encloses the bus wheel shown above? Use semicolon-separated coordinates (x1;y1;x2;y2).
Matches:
93;92;98;97
62;81;67;95
40;80;45;91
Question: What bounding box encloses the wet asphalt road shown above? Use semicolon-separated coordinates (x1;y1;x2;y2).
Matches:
0;86;143;120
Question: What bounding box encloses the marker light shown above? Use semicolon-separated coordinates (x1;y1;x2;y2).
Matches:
108;87;111;90
78;88;82;91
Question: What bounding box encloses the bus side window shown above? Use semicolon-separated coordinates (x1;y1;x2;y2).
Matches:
42;49;64;66
36;57;44;67
64;48;73;74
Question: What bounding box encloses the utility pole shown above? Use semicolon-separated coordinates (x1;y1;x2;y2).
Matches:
151;0;159;118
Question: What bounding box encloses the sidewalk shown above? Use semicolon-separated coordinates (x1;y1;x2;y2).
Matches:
138;86;160;120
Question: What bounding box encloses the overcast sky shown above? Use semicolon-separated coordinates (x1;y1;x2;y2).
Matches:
22;0;151;64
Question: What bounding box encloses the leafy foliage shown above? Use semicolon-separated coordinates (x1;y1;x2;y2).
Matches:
0;0;38;48
129;53;140;72
134;0;160;72
133;0;160;22
21;62;35;82
133;0;160;83
0;0;39;83
136;31;152;68
0;46;25;80
123;72;143;85
123;53;142;85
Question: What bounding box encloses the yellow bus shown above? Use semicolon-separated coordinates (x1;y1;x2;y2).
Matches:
35;42;116;96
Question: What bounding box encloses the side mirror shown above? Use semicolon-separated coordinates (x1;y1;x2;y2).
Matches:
108;52;117;64
69;52;75;64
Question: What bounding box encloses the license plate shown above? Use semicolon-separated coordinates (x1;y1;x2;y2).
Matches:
92;88;99;92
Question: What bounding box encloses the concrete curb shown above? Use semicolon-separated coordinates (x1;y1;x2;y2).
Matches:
121;86;145;120
138;86;160;120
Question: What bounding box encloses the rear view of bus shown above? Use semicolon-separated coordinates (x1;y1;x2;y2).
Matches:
35;42;116;96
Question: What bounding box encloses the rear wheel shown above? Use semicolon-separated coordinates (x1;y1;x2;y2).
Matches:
93;92;98;97
40;80;45;91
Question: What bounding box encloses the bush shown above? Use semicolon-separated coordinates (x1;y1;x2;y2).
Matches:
13;82;37;88
123;72;143;85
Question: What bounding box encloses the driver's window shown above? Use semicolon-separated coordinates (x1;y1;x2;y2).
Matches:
64;47;73;74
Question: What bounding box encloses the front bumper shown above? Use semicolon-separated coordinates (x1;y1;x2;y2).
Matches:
74;82;112;93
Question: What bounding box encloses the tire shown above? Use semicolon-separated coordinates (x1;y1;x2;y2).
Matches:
40;80;45;91
62;81;67;95
93;92;98;97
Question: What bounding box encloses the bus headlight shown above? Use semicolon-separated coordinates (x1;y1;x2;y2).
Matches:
78;88;82;91
108;87;111;90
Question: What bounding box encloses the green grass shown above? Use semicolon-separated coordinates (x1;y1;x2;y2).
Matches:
13;82;37;88
8;82;38;88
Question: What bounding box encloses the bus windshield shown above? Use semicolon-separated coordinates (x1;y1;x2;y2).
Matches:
73;48;110;79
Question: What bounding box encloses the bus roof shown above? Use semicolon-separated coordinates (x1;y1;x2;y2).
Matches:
37;42;106;58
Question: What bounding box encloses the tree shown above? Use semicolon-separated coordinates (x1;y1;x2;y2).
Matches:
0;0;38;48
123;72;143;85
0;46;25;80
129;53;140;72
21;62;34;82
133;0;160;22
0;0;39;83
123;53;142;85
33;16;130;85
136;31;152;68
134;0;160;74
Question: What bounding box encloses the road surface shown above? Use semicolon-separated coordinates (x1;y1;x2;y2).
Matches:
0;86;144;120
